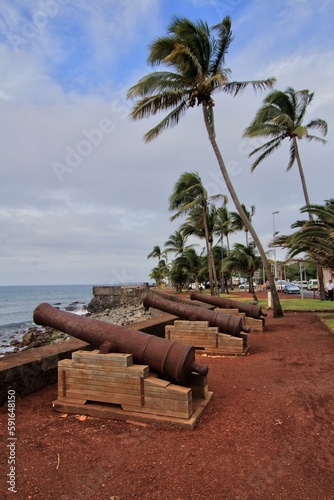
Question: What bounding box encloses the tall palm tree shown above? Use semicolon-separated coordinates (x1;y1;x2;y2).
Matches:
168;171;225;295
230;204;255;245
127;16;283;316
222;242;262;301
244;87;328;214
244;87;328;295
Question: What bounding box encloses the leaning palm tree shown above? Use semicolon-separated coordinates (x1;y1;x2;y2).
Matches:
230;204;255;245
127;16;283;316
244;87;328;212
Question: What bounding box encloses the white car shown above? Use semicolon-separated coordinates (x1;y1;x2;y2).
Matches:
296;281;308;289
238;282;250;290
307;279;318;291
188;282;205;290
275;280;288;292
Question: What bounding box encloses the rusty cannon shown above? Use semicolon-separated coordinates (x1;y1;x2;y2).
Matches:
142;294;250;336
189;291;267;319
33;302;208;386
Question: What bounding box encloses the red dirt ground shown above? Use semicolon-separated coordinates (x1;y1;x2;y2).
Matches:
1;304;334;499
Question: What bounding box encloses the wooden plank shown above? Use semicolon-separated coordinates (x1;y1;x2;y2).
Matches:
121;404;192;419
64;390;143;406
244;317;264;332
59;361;150;378
72;351;133;367
173;320;210;328
64;376;143;393
167;327;219;335
52;391;213;429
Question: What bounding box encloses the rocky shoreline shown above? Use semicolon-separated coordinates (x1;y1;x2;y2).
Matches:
5;303;152;354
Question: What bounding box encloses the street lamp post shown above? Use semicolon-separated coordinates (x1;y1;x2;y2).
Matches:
272;211;279;279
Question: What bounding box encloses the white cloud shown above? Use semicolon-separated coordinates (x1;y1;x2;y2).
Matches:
0;0;333;284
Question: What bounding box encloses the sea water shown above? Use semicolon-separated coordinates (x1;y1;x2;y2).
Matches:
0;284;94;355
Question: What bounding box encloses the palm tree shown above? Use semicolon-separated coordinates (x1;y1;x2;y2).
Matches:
127;16;283;316
170;247;203;292
168;171;226;295
222;242;262;301
147;245;166;263
181;202;222;292
230;204;256;245
215;206;233;254
244;88;328;212
149;259;169;286
214;206;234;292
245;87;328;295
164;230;193;257
276;201;334;271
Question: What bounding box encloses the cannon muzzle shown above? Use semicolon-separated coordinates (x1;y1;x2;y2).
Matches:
189;291;267;319
142;294;250;336
33;303;208;386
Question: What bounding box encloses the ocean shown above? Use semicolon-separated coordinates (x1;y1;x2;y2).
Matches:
0;284;94;356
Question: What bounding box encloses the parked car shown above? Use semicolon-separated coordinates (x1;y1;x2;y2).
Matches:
283;283;301;294
307;279;318;291
238;282;250;290
188;282;205;290
275;280;288;292
294;280;308;289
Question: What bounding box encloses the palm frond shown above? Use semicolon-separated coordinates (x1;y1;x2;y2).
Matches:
127;72;186;99
306;118;328;136
222;78;276;97
287;140;297;171
210;16;233;74
144;101;188;142
248;138;282;171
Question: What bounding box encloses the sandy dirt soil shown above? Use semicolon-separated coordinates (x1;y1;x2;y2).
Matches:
1;303;334;499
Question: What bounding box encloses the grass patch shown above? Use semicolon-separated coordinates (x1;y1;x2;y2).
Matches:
317;313;334;331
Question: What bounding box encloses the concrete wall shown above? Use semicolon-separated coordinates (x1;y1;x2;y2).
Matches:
88;285;149;313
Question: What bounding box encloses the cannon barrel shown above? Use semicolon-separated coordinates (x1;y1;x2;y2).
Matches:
189;291;267;319
33;303;208;386
143;294;250;336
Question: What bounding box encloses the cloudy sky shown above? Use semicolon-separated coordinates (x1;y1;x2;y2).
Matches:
0;0;333;286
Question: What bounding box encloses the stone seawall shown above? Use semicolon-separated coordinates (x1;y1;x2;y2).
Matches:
87;285;149;313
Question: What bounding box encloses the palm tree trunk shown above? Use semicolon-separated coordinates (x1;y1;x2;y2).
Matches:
209;238;219;291
295;140;326;299
202;105;284;317
203;209;214;295
294;139;312;217
248;275;258;302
